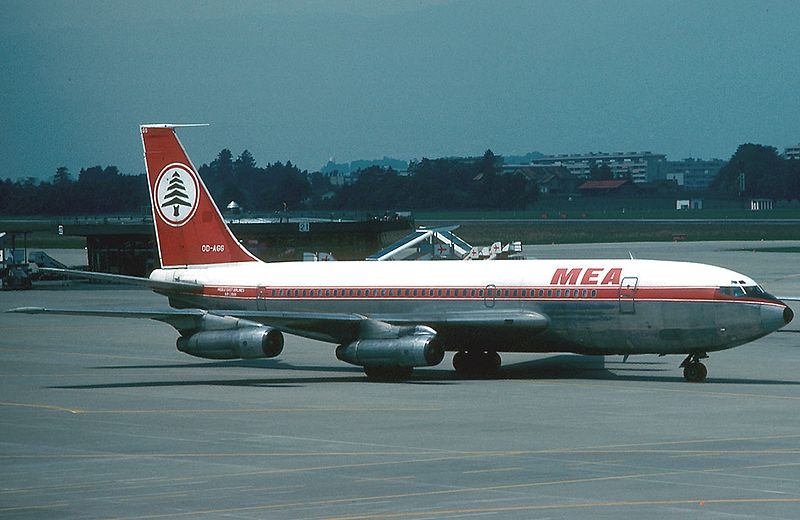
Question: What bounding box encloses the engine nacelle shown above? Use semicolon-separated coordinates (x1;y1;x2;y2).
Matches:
177;328;284;360
336;334;444;368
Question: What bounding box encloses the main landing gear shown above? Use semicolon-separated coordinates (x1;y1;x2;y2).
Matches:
680;352;708;383
453;350;501;376
364;366;414;381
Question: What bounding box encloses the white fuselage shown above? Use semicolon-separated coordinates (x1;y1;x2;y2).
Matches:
150;258;790;356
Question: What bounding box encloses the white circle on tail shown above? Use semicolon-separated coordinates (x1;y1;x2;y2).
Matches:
154;163;200;227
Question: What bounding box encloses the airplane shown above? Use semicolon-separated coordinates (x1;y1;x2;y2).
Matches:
8;124;795;382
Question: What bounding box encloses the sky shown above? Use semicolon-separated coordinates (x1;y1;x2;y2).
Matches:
2;0;799;181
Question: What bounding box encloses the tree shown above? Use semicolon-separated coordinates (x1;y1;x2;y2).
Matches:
710;144;786;198
589;162;613;181
53;166;71;186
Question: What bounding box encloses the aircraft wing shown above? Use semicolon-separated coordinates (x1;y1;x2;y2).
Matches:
7;307;217;332
37;268;203;293
8;306;549;346
6;306;363;341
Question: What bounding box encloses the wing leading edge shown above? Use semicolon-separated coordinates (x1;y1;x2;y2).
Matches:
7;305;549;346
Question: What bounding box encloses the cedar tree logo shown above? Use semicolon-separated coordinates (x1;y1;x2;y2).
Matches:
154;163;199;226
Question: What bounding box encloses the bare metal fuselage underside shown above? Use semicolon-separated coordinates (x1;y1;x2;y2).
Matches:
169;291;782;356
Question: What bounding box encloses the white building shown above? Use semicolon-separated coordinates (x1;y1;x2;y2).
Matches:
531;151;666;184
665;158;725;191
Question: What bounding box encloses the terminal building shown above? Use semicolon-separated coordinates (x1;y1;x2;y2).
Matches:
61;215;412;277
530;151;667;184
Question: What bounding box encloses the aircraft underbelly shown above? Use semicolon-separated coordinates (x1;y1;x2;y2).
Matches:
180;292;768;356
540;300;764;355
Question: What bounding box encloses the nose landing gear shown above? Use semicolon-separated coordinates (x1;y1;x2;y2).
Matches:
680;352;708;382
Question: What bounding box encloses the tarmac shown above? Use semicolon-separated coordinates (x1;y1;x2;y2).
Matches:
2;240;800;519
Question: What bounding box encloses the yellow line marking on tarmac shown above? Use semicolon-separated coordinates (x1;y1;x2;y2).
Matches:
521;379;800;401
320;497;800;519
740;462;800;471
107;467;800;520
462;467;523;474
6;431;800;462
0;402;438;415
551;432;800;452
0;503;69;513
0;451;436;461
105;469;708;519
81;406;441;414
5;432;799;500
353;476;417;483
0;401;84;414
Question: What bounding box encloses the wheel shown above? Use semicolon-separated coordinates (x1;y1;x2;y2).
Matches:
364;366;413;381
697;362;708;382
683;362;707;383
453;350;501;376
453;351;467;371
453;350;481;375
484;351;501;370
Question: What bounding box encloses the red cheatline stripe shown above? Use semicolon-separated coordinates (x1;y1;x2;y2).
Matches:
195;285;783;306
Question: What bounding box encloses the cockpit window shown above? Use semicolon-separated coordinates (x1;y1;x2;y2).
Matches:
743;285;766;297
720;285;767;298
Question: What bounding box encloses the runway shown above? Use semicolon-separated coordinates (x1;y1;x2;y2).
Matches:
2;241;800;519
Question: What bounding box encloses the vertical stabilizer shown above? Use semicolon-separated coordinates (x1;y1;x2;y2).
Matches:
141;124;260;267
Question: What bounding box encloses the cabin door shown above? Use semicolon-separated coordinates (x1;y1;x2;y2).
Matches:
256;286;269;311
618;277;638;314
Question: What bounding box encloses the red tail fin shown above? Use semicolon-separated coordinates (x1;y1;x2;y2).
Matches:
141;124;260;268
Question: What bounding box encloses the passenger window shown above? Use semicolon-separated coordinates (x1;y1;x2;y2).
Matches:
547;289;553;297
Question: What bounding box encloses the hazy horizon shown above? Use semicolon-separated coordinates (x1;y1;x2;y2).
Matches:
2;0;799;180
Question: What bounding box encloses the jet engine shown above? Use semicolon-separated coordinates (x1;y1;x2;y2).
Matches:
336;334;444;369
177;328;284;360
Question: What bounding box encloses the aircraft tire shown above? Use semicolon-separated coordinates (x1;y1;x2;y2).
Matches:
683;362;707;383
486;351;501;370
453;350;500;376
364;366;413;382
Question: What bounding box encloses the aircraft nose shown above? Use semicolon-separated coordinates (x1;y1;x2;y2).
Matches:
761;304;792;333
